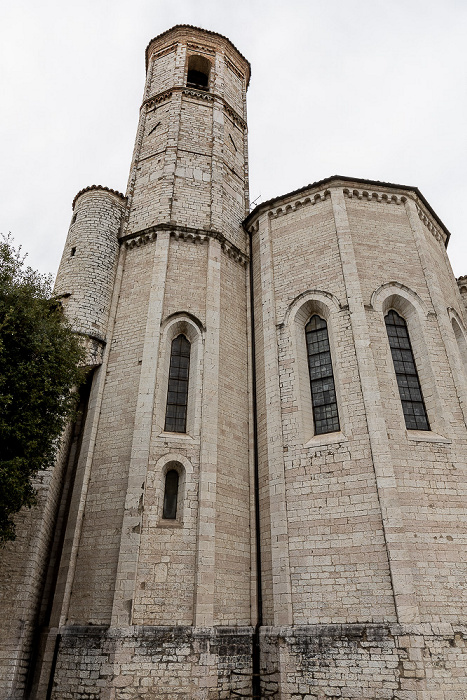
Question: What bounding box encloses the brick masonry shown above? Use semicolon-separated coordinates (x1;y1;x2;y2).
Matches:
1;25;467;700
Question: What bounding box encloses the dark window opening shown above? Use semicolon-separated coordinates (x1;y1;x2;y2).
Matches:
163;469;179;519
385;310;430;431
164;334;190;433
305;315;340;435
70;247;76;257
186;55;211;91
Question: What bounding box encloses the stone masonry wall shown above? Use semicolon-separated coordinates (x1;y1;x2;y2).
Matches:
54;188;124;340
50;626;253;700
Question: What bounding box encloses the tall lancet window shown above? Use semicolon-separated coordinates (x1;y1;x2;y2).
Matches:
385;310;429;430
305;315;340;435
164;334;191;433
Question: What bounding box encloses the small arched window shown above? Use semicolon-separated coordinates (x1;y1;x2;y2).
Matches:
305;315;340;435
163;469;179;520
385;310;429;430
164;334;191;433
452;317;467;372
186;55;211;90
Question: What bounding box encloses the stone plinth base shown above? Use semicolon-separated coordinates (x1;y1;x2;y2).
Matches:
46;625;253;699
260;623;467;699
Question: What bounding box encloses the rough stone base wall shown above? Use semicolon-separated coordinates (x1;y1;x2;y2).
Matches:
260;624;467;699
48;626;253;700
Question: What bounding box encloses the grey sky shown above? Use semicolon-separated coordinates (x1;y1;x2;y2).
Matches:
1;0;466;277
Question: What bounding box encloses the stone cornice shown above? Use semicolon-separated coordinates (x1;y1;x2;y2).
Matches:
182;87;214;102
142;88;246;129
121;224;248;266
343;187;407;205
187;41;215;56
245;183;449;249
243;175;451;245
72;185;127;211
266;189;331;221
144;90;173;111
415;203;447;246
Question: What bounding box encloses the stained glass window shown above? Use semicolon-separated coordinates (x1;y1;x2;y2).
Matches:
305;315;340;435
385;310;429;431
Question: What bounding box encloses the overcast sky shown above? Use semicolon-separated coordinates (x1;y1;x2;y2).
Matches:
1;0;467;278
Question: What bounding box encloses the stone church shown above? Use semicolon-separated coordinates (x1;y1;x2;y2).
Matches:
2;24;467;699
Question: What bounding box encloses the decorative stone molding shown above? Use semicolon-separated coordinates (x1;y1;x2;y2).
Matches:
182;87;214;102
448;306;467;331
149;43;178;62
416;204;446;245
267;189;331;219
72;185;126;211
370;280;429;317
457;276;467;293
343;187;407;205
280;288;342;329
223;101;246;130
142;88;246;129
145;90;173;112
187;42;215;56
122;225;248;266
224;56;244;81
124;231;158;249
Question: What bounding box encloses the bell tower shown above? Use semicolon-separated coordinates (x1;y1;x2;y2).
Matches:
126;25;250;248
20;26;255;699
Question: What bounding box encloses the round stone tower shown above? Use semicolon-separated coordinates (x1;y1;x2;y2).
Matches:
54;185;126;364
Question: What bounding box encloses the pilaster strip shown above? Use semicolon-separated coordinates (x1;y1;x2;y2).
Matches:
330;187;420;624
256;213;293;626
405;198;464;427
194;237;222;627
56;245;127;631
110;232;170;626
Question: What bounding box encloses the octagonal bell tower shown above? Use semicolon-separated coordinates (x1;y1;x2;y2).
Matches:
20;26;254;700
125;25;250;249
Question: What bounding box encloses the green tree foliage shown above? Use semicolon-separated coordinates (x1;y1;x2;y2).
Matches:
0;234;85;543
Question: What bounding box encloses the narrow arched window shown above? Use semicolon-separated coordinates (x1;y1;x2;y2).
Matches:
305;315;340;435
163;469;179;520
164;334;191;433
186;55;211;90
452;317;467;372
385;310;429;430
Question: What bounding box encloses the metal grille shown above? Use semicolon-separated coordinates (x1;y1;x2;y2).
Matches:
305;315;340;435
385;310;430;431
164;334;190;433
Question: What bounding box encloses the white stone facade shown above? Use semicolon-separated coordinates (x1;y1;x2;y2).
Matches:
1;24;467;700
